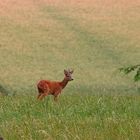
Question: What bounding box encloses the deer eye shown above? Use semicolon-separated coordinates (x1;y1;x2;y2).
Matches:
66;73;71;77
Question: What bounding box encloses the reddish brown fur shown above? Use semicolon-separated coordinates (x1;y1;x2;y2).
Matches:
37;69;74;101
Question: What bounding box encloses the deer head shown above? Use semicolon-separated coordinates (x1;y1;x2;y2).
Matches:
64;69;74;81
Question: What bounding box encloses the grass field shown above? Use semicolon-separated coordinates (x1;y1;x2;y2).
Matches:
0;95;140;140
0;0;140;139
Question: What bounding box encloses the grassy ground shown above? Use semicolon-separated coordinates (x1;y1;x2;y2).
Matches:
0;94;140;140
0;0;140;139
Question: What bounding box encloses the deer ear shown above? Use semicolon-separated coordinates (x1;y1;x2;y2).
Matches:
70;69;74;74
64;69;67;74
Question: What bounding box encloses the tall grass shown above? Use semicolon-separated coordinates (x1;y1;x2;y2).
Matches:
0;94;140;140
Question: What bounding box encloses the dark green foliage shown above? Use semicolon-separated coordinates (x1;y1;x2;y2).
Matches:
119;64;140;81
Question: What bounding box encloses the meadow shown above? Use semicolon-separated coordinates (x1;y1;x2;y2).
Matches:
0;94;140;140
0;0;140;139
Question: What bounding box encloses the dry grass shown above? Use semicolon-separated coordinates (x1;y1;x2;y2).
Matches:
0;0;139;93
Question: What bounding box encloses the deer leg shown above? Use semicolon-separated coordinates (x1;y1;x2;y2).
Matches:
37;87;43;99
38;94;45;100
38;90;49;101
37;93;41;99
37;92;45;100
53;89;62;102
54;95;58;102
37;85;49;100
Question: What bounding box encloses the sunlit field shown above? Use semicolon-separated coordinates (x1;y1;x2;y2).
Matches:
0;0;140;139
0;95;140;140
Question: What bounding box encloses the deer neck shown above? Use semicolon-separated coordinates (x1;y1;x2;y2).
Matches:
60;77;69;89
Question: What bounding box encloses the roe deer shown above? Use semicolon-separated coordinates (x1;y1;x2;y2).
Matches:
37;69;74;101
